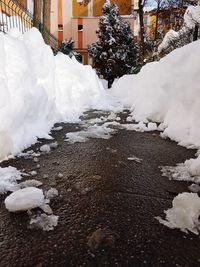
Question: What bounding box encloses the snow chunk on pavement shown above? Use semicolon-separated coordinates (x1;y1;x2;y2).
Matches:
188;183;200;193
52;126;63;131
127;156;143;163
45;188;58;200
29;214;58;231
49;141;58;149
156;193;200;235
161;156;200;183
147;122;157;131
40;144;51;153
19;179;42;189
5;187;44;212
0;166;22;193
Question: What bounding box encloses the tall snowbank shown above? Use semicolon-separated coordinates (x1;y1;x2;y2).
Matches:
111;40;200;149
0;28;113;160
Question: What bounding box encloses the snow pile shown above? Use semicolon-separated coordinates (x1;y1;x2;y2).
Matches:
111;40;200;149
5;187;44;212
0;28;114;161
55;54;113;121
156;192;200;235
0;166;22;193
0;28;58;160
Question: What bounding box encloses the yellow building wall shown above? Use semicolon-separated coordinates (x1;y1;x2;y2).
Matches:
72;0;88;17
93;0;132;17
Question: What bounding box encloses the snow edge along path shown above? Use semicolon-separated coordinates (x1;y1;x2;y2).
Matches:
0;28;116;162
110;39;200;234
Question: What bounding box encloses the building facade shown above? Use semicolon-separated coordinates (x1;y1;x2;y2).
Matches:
50;0;135;63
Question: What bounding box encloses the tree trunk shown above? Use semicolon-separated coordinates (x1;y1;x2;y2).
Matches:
138;0;145;59
154;3;160;42
193;25;199;41
43;0;51;44
33;0;42;29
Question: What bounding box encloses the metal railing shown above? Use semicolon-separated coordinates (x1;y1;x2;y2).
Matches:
0;0;60;53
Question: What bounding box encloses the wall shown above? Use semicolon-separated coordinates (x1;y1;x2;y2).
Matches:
51;0;58;38
71;17;134;49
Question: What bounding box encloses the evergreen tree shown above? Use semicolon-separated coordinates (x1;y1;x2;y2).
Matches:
89;0;139;88
60;38;82;63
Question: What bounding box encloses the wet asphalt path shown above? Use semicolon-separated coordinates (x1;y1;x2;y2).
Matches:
0;111;199;267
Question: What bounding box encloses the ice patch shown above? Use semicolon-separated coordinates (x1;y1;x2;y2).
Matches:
5;187;44;212
156;192;200;235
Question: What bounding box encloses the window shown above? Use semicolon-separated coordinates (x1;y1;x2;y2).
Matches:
58;24;63;32
78;24;83;31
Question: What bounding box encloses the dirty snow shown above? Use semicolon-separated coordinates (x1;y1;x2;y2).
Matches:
45;188;59;200
156;193;200;235
29;214;59;231
5;187;44;212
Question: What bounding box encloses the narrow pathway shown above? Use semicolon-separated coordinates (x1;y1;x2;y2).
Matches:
0;111;198;267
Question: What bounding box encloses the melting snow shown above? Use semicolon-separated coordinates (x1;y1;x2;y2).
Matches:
65;123;116;144
29;214;59;231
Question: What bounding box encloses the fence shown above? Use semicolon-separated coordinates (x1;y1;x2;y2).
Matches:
0;0;60;53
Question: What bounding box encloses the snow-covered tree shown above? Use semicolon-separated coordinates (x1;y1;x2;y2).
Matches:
89;0;139;88
60;38;82;62
157;5;200;57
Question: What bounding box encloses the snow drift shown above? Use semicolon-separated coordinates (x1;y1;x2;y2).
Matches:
111;40;200;149
0;28;113;160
